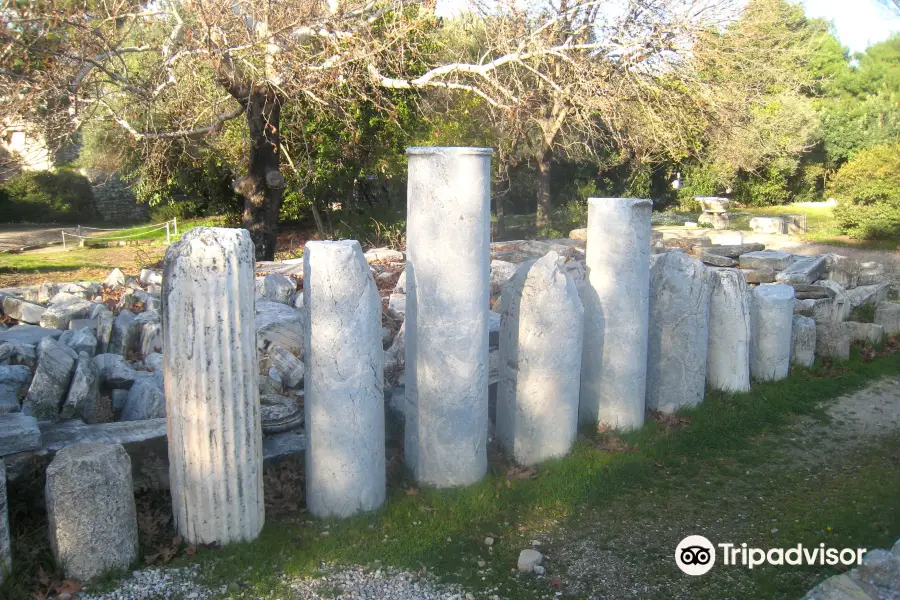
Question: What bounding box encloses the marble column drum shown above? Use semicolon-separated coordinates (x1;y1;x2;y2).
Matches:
404;147;492;487
162;227;264;544
580;198;652;430
303;240;385;517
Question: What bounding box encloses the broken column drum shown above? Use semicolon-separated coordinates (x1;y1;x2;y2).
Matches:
405;147;492;487
750;284;796;381
304;240;385;517
706;269;752;393
580;198;652;430
646;252;711;412
162;227;264;544
496;252;584;466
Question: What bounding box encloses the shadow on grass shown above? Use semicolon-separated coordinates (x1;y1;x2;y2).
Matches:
3;346;899;599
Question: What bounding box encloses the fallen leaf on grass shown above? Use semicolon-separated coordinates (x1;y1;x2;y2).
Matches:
55;579;83;599
649;410;692;430
505;466;537;480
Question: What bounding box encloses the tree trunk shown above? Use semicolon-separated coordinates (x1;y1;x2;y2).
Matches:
234;88;285;260
535;150;552;229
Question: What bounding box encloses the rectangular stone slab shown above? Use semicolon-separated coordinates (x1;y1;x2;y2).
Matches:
0;326;63;346
0;413;41;456
739;251;794;271
775;256;826;285
694;243;765;259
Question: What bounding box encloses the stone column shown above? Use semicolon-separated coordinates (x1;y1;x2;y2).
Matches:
45;444;138;581
791;315;816;367
304;241;385;517
162;227;264;544
750;284;796;381
0;460;9;586
405;147;492;487
496;252;583;466
707;269;751;392
646;252;711;412
580;198;652;430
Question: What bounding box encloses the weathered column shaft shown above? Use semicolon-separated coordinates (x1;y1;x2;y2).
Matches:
304;240;385;517
580;198;652;430
750;284;796;381
162;227;264;544
405;147;492;487
646;252;711;413
707;269;752;392
496;252;584;465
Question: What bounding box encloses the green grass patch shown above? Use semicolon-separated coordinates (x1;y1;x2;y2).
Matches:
87;217;225;243
3;349;898;599
195;352;900;598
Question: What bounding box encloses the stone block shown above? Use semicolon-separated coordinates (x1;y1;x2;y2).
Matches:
497;252;583;465
699;243;765;258
45;443;138;581
750;284;795;381
695;197;730;213
40;298;96;330
0;325;62;346
256;300;304;354
0;460;9;585
707;269;751;392
845;322;884;346
255;273;296;305
108;309;137;356
824;254;860;289
816;322;851;361
646;252;711;412
791;315;816;368
739;250;794;272
581;198;652;431
269;346;304;389
0;413;41;455
1;296;46;324
24;337;78;419
775;256;826;285
304;240;385;517
698;211;730;229
874;301;900;335
0;365;32;414
61;353;102;423
749;216;786;234
121;379;166;421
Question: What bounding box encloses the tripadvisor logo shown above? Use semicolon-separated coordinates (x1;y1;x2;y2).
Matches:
676;535;716;576
675;536;868;576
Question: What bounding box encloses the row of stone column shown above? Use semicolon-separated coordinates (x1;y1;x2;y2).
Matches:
495;199;799;467
155;149;798;555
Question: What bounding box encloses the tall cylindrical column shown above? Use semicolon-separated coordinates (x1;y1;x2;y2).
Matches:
304;240;385;517
162;227;264;544
707;268;752;392
496;252;583;465
750;284;795;381
405;147;492;487
580;198;652;430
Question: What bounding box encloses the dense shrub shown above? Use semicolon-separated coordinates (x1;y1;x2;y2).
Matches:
0;169;96;223
831;142;900;239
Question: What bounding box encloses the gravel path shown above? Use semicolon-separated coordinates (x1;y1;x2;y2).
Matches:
75;565;475;600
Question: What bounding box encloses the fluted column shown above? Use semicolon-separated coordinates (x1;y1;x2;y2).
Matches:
162;227;263;544
405;147;492;487
580;198;652;430
304;240;385;517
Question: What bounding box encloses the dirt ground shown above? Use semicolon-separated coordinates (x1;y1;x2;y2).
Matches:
540;378;900;600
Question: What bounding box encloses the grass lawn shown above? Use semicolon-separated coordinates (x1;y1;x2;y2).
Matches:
85;216;226;243
5;345;898;599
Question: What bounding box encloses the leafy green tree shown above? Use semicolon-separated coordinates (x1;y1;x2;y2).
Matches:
831;142;900;239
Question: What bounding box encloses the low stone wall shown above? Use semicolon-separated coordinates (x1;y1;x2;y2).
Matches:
81;169;148;223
